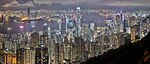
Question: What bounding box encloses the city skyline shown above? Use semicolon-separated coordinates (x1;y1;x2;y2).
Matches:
0;0;150;64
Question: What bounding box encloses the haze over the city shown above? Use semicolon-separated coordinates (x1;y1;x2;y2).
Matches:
1;0;150;6
1;0;150;10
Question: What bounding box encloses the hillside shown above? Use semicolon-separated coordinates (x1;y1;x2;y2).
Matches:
81;32;150;64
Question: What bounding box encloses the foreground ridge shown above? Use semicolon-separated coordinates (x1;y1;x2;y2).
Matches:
81;32;150;64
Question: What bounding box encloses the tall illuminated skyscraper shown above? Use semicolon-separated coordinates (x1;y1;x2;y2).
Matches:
116;15;121;33
76;7;81;36
120;10;124;32
130;16;136;43
66;18;69;34
16;48;25;64
35;47;49;64
48;27;51;38
31;21;35;32
58;19;62;31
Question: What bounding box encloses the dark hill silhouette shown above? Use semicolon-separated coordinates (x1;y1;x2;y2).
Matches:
81;32;150;64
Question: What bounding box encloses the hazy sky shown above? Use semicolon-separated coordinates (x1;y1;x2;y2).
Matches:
34;0;150;6
1;0;150;7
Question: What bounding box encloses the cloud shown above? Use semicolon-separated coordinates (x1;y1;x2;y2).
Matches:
0;0;11;5
3;0;34;7
3;0;18;7
16;0;34;4
17;1;34;7
103;2;150;6
2;0;150;8
34;0;98;4
33;0;150;6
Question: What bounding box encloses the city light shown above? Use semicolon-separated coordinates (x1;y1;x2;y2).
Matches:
0;3;150;64
19;26;24;29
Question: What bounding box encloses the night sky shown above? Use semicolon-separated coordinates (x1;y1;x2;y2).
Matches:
1;0;150;8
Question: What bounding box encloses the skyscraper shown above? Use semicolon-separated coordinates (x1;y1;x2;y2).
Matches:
4;52;16;64
120;10;124;32
16;48;25;64
43;23;48;35
35;47;49;64
116;15;120;33
31;32;39;48
66;18;69;34
130;16;136;43
76;7;81;37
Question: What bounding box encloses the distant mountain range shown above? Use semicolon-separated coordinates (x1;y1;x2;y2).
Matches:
1;2;150;12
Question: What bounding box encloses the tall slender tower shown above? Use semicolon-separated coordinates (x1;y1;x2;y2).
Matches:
120;10;124;32
66;18;69;34
76;7;81;36
58;19;62;31
130;16;136;43
116;15;120;33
